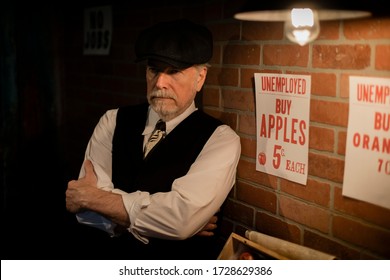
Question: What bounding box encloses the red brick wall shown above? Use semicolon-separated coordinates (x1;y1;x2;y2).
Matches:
202;4;390;260
62;1;390;259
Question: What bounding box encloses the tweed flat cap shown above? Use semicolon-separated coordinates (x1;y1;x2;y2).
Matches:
135;19;213;69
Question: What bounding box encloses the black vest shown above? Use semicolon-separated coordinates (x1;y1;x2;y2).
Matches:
108;103;224;259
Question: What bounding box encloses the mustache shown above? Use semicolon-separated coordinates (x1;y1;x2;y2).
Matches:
149;90;177;100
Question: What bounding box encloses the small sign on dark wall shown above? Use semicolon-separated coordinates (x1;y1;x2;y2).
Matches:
83;6;112;55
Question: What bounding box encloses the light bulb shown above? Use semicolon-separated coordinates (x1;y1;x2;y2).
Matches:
284;8;320;46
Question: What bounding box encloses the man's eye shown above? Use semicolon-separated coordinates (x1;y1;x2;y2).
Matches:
148;67;158;74
167;69;180;75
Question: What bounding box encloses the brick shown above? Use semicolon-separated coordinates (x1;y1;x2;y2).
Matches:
240;136;256;159
206;66;239;86
222;111;239;130
334;187;390;228
221;89;255;111
204;109;238;130
208;22;240;42
279;195;330;233
202;87;220;107
227;184;235;199
211;45;222;64
224;199;254;227
238;114;256;135
255;212;301;244
241;68;257;89
280;178;331;207
223;44;261;65
344;18;390;39
242;21;284;41
241;68;281;89
333;216;390;258
304;230;360;260
309;126;335;152
317;21;340;40
376;45;390;70
236;181;277;213
220;219;234;239
237;159;278;189
263;45;309;67
337;130;347;155
308;152;345;183
310;99;349;127
310;72;337;97
205;66;220;86
340;73;350;98
313;45;371;69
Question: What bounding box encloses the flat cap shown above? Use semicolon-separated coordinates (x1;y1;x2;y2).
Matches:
135;19;213;69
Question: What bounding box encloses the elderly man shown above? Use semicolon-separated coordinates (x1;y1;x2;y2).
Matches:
66;19;241;260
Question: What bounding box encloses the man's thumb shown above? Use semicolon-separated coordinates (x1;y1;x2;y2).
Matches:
84;159;96;179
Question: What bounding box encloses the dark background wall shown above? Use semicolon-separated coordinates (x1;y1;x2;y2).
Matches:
1;2;71;258
1;0;390;259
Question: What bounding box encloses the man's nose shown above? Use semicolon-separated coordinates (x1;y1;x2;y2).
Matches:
155;72;170;89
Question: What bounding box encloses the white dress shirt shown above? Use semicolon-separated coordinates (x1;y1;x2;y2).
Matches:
76;102;241;244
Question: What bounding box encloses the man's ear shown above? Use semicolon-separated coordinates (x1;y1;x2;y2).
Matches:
196;66;208;92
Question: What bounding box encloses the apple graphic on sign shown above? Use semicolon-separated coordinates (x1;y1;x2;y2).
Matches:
258;152;266;165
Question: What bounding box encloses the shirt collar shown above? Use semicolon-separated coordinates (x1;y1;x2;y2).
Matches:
142;101;197;136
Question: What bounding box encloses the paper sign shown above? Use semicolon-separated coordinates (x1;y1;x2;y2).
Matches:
254;73;311;185
83;6;112;55
343;76;390;209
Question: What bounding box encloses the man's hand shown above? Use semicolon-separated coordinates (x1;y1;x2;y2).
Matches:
65;160;99;213
196;214;218;237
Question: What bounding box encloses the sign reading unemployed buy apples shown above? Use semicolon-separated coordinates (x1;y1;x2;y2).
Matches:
254;73;311;185
343;76;390;210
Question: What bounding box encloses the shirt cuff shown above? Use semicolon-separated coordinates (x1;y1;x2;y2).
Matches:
111;189;151;244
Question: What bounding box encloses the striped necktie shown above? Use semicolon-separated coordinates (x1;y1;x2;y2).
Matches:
144;119;166;159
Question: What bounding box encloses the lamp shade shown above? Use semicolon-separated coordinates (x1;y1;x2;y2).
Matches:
234;0;388;22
